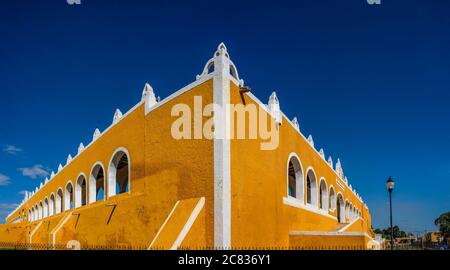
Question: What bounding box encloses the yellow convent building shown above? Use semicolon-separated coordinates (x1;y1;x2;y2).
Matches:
0;44;376;250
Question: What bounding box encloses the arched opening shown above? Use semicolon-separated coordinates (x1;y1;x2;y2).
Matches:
319;179;328;211
90;163;105;203
65;182;74;211
28;209;31;222
75;174;87;207
49;194;55;216
329;187;336;211
108;150;130;198
306;169;318;206
31;208;35;222
38;202;43;220
56;188;63;214
287;154;303;201
34;206;38;221
43;198;49;218
345;201;350;222
337;194;345;223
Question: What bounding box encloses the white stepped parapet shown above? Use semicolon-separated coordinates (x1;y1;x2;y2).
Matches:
58;163;63;172
67;154;73;165
307;135;314;147
319;148;325;159
292;117;299;131
327;156;333;168
268;92;282;124
142;83;157;113
93;128;101;141
113;108;123;124
78;143;85;154
44;177;49;184
39;182;43;189
50;171;55;178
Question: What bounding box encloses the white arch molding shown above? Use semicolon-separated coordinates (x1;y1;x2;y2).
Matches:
44;198;49;218
329;186;336;211
319;178;328;211
286;152;304;203
107;147;131;198
56;188;63;214
336;193;345;223
75;173;87;208
89;162;106;203
65;181;74;211
49;193;55;216
305;167;318;207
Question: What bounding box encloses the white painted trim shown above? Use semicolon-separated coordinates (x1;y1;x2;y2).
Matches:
50;213;72;247
29;221;43;244
338;217;362;232
212;44;231;249
148;200;180;250
145;73;214;116
328;185;336;211
283;197;337;221
171;197;205;250
289;230;371;238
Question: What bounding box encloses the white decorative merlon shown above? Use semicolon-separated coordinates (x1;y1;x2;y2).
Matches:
327;156;333;168
35;187;38;193
319;148;325;159
113;108;123;124
344;176;348;184
66;154;73;165
335;158;344;179
268;92;282;124
292;117;299;131
39;182;43;189
50;171;55;178
24;191;29;200
44;177;49;184
307;135;314;147
58;163;63;172
142;83;157;114
78;143;85;154
93;128;101;141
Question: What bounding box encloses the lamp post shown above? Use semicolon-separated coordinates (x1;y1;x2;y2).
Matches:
386;176;395;250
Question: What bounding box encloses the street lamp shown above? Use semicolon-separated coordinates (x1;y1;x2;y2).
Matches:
386;176;395;250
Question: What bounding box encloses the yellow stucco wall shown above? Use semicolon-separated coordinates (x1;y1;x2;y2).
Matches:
230;81;373;248
3;79;215;249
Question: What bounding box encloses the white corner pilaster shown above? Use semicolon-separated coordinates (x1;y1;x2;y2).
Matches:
212;43;231;249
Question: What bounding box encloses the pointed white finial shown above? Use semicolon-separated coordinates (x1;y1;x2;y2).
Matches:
44;177;49;184
215;42;228;57
307;135;314;147
93;128;101;141
58;163;63;172
78;143;85;154
50;171;55;178
345;177;349;184
24;191;29;200
268;91;282;124
319;148;325;159
113;108;123;124
292;117;299;131
35;187;38;192
142;83;157;113
39;182;43;188
327;156;333;168
67;154;73;164
336;159;344;178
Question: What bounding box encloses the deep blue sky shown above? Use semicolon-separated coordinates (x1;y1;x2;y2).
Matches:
1;0;449;233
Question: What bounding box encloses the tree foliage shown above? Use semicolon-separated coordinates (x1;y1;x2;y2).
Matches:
434;212;450;239
373;225;407;240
